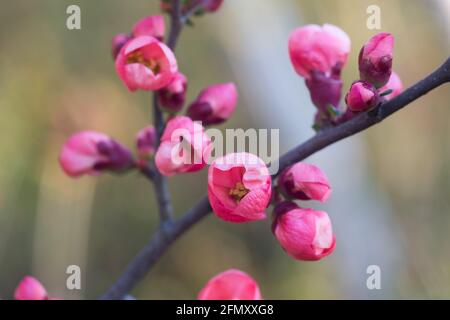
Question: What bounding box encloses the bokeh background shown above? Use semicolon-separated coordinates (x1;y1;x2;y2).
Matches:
0;0;449;299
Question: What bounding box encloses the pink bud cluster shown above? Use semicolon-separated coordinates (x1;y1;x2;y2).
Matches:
288;25;403;128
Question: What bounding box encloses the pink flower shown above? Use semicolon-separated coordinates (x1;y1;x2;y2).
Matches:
155;116;211;176
115;36;178;92
59;131;133;177
187;83;237;125
345;80;380;112
289;24;351;79
132;15;165;41
198;269;262;300
278;163;331;202
208;153;272;223
157;72;188;113
359;33;394;88
136;125;157;159
379;71;403;100
272;202;336;261
14;276;48;300
112;33;131;59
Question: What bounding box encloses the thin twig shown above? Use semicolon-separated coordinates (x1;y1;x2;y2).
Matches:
101;57;450;300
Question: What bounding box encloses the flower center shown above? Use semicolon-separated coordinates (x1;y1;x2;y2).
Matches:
126;52;160;74
229;182;249;202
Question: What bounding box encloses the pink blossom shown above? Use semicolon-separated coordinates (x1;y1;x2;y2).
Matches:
112;33;131;59
345;80;380;112
198;269;262;300
155;116;211;176
379;71;403;100
208;153;272;223
14;276;48;300
187;83;237;125
59;131;133;177
115;36;178;92
359;33;394;88
157;72;188;113
136;125;157;159
272;202;336;261
289;24;351;79
279;163;331;202
132;15;165;41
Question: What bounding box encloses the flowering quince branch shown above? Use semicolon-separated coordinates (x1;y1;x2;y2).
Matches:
53;0;450;301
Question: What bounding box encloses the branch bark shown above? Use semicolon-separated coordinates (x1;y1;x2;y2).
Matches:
101;57;450;300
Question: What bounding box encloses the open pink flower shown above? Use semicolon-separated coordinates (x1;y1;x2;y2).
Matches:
157;72;188;113
14;276;48;300
115;36;178;92
132;15;165;41
208;153;272;223
289;24;351;79
279;163;331;202
59;131;133;177
272;202;336;261
155;116;211;176
187;82;237;125
359;32;394;88
198;269;262;300
379;71;403;100
345;80;380;112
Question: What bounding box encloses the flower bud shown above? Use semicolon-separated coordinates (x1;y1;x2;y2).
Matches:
305;71;343;113
345;81;380;112
278;162;331;202
14;276;48;300
359;32;394;88
208;152;271;223
155;116;212;176
201;0;224;12
132;15;165;41
289;24;351;79
379;71;403;100
112;33;131;59
115;36;178;92
272;202;336;261
59;131;134;177
198;269;262;300
187;83;237;125
136;126;157;159
157;72;187;113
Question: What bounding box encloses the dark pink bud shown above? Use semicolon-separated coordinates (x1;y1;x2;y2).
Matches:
14;276;48;300
201;0;224;12
136;126;157;159
305;71;343;113
187;83;237;125
278;163;331;202
345;81;380;112
359;33;394;88
112;33;131;59
157;72;187;113
59;131;134;177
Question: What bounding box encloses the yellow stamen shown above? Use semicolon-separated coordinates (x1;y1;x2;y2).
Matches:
126;52;160;74
229;182;250;202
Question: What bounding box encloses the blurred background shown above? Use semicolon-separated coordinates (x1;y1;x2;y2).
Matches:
0;0;449;299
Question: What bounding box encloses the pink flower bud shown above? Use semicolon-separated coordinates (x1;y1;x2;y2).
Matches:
345;81;380;112
157;72;187;113
132;15;165;41
359;32;394;88
208;152;272;223
112;33;131;59
59;131;134;177
115;36;178;92
201;0;225;12
289;24;351;79
187;83;237;125
198;269;262;300
272;202;336;261
305;71;343;113
136;126;157;159
379;71;403;100
278;163;331;202
14;276;48;300
155;116;212;176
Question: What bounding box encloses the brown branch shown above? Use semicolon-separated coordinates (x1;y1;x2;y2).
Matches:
101;57;450;300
